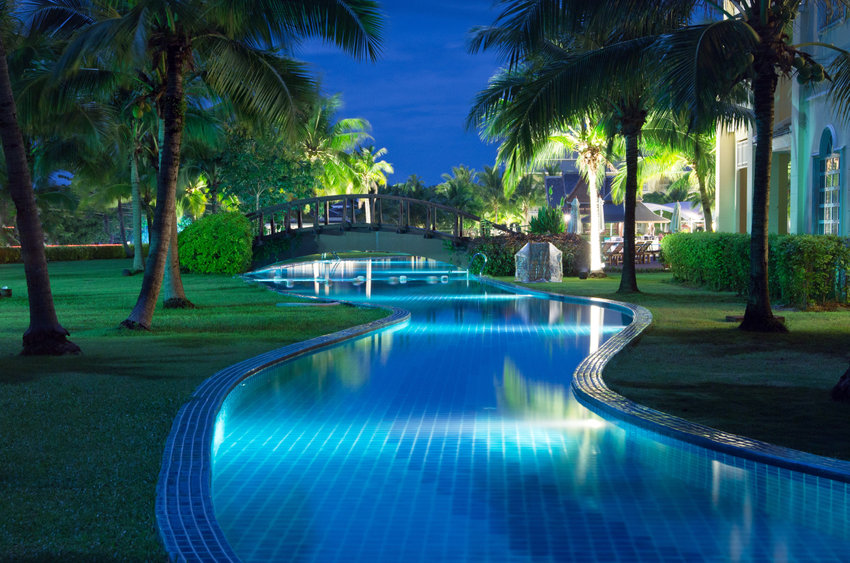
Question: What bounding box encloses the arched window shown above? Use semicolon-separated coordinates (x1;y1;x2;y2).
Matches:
816;129;841;235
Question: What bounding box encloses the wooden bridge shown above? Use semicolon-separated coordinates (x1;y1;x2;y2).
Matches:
247;194;513;265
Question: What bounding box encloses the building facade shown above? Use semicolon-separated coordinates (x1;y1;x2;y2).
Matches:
715;4;849;236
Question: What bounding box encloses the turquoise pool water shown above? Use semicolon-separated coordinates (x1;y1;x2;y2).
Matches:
212;257;850;562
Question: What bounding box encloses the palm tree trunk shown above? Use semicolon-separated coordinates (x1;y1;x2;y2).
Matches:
103;212;112;242
587;166;604;274
163;213;193;308
697;173;714;233
117;198;131;257
122;40;186;330
618;127;641;294
740;63;786;332
0;38;79;355
131;150;144;271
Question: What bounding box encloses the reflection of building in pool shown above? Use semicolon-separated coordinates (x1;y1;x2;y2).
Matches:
715;6;850;235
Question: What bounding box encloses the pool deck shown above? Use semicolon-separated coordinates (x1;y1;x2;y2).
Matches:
156;274;850;562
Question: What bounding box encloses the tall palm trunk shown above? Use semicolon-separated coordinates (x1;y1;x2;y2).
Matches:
163;216;193;308
587;166;604;274
117;198;130;257
740;61;786;332
131;139;144;272
122;41;186;330
0;38;79;355
618;125;642;294
697;172;714;233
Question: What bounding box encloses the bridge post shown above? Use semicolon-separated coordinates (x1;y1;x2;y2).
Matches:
459;216;464;238
397;200;403;233
270;214;276;235
285;208;292;233
453;214;458;239
258;213;264;240
341;198;349;229
297;207;303;229
313;202;319;232
324;201;330;226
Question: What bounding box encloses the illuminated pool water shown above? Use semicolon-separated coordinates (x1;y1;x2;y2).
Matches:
211;257;850;562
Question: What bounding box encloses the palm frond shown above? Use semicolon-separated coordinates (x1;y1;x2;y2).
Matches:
199;35;315;128
654;18;759;128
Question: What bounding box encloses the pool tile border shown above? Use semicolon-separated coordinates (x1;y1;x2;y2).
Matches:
157;271;850;562
155;301;410;562
486;278;850;484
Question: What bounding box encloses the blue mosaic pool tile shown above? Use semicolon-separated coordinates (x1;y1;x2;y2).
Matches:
158;261;850;562
155;299;409;561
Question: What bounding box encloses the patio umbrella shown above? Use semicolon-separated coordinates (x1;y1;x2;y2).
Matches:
570;197;582;234
671;201;681;233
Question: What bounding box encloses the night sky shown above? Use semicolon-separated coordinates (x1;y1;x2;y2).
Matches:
298;1;503;186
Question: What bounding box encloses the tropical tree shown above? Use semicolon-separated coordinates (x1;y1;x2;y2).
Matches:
349;145;393;222
478;164;510;224
639;114;718;231
651;1;850;330
469;1;694;293
47;0;382;329
525;121;612;275
436;164;483;216
0;5;80;354
298;93;372;196
507;173;545;227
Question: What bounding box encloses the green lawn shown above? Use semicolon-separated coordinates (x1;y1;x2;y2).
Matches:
0;259;387;561
502;272;850;462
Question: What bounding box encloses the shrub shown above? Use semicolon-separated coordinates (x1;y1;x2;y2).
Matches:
661;232;850;308
178;213;253;274
0;247;20;264
466;232;588;276
0;244;138;264
774;235;849;308
528;207;566;235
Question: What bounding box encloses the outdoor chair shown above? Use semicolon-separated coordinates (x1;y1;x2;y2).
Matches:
604;242;623;266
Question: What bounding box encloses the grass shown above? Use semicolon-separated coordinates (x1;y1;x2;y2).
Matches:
0;259;388;561
501;272;850;462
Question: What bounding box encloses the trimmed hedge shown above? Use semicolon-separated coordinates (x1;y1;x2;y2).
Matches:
661;232;850;308
0;244;137;264
178;212;253;274
466;233;589;276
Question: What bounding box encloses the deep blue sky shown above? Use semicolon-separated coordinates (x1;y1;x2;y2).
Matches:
298;1;502;186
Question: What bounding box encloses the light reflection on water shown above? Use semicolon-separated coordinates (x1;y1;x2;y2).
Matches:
212;258;850;562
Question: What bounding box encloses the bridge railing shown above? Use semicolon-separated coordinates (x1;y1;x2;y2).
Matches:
245;194;514;242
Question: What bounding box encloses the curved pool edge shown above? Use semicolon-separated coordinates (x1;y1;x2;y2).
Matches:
487;277;850;485
154;300;410;562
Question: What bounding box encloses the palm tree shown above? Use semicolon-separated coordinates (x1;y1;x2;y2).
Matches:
478;165;509;224
349;146;393;222
638;113;721;232
649;1;850;331
47;0;383;329
522;121;612;275
299;93;372;193
469;1;693;293
436;165;483;216
0;6;79;355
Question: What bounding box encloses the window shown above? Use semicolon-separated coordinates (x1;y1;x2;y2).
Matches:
817;153;841;234
736;139;749;168
819;4;846;30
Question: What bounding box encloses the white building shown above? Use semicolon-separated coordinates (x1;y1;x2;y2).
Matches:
715;4;849;236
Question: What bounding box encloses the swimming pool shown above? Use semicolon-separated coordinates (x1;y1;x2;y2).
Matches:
207;257;850;562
